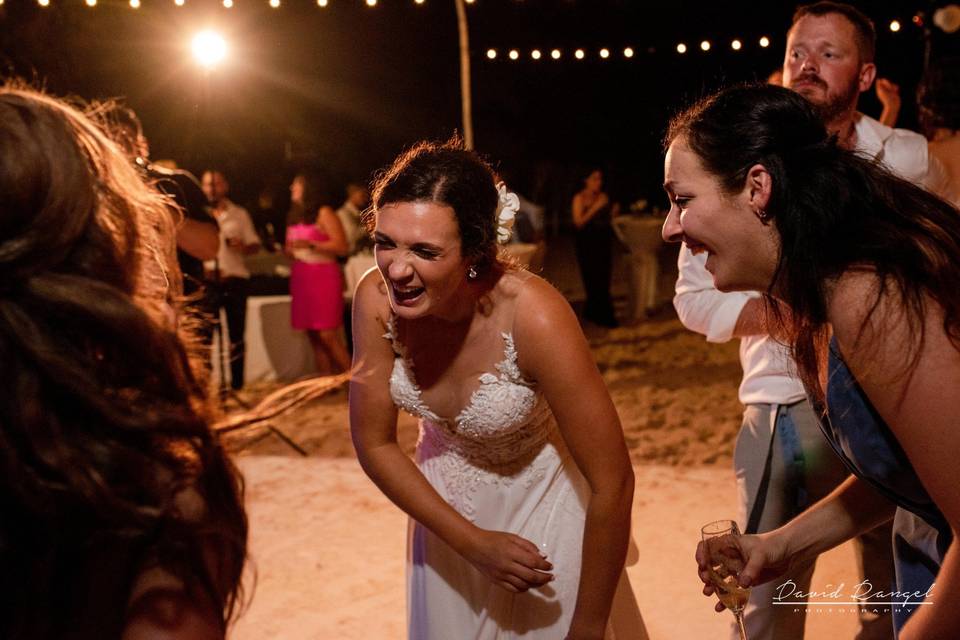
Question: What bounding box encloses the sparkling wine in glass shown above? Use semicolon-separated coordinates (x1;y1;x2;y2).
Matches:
701;519;751;640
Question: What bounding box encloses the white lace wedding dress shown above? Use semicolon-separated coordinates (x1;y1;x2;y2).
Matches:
385;321;648;640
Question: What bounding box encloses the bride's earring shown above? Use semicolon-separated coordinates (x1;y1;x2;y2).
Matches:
467;265;478;280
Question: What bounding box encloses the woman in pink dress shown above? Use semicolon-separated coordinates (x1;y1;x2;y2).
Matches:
286;173;352;373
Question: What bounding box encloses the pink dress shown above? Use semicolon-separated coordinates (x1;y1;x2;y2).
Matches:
287;223;344;330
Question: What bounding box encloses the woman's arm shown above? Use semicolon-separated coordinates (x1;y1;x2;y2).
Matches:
513;276;634;640
830;274;960;639
348;272;552;593
313;206;349;257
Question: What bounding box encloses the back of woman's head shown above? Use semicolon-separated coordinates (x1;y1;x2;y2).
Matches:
0;85;246;638
370;138;500;272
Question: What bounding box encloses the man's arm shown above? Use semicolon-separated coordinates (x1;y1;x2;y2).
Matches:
673;245;762;342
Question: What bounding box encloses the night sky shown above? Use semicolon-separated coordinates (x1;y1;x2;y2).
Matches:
1;0;955;212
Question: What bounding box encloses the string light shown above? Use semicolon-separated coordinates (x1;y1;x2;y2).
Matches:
85;0;96;7
531;49;542;60
38;0;50;7
599;48;610;59
889;19;901;32
574;48;585;59
174;0;185;5
551;49;561;60
486;49;496;60
464;0;475;3
759;36;771;47
318;0;327;5
700;40;711;51
676;42;687;54
731;39;742;50
130;0;140;7
223;0;233;7
269;0;280;7
508;49;519;60
366;0;376;6
415;0;425;4
623;47;634;58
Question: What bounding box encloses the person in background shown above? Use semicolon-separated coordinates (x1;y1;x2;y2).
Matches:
571;167;619;328
286;172;352;373
202;169;261;390
337;182;372;256
0;84;246;640
917;58;960;207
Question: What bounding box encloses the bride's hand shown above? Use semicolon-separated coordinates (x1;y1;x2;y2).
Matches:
463;529;554;593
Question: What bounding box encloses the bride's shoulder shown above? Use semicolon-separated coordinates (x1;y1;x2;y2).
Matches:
354;268;391;326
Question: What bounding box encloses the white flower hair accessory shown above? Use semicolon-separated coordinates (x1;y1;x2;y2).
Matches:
495;182;519;244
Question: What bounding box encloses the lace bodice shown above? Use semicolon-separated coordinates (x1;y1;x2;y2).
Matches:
383;318;556;470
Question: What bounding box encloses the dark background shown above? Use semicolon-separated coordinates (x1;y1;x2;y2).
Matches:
1;0;956;216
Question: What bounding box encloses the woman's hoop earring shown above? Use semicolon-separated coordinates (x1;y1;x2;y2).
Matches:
467;265;479;280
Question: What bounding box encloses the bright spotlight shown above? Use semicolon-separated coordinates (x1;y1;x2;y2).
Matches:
890;19;901;32
508;49;519;60
574;48;585;60
676;42;687;54
223;0;233;6
599;48;610;59
486;49;497;60
551;49;561;60
130;0;140;7
174;0;185;5
731;39;742;50
623;47;634;58
759;36;771;48
269;0;280;7
192;30;228;69
318;0;328;5
700;40;711;51
531;49;542;60
38;0;50;6
85;0;96;6
465;0;475;3
366;0;376;6
415;0;425;4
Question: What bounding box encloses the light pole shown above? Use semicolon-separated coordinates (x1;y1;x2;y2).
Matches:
454;0;474;149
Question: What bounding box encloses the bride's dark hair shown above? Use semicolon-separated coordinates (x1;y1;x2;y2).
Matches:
0;85;247;638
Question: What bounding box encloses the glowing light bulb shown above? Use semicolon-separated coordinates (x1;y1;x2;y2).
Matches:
731;39;742;50
551;49;561;60
531;49;542;60
508;50;519;60
574;48;585;60
486;49;497;60
759;36;771;48
890;19;901;32
676;42;687;54
599;48;610;59
623;47;634;58
700;40;711;51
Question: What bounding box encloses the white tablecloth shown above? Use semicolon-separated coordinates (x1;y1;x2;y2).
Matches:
211;295;317;386
612;216;667;321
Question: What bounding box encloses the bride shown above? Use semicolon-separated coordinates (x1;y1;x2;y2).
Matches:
349;140;647;639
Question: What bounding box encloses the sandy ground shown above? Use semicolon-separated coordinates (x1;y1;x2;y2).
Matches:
222;238;869;639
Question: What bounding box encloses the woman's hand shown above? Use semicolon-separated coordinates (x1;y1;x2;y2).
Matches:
462;528;554;593
695;531;794;612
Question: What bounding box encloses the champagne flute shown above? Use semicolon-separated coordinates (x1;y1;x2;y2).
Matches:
701;519;751;640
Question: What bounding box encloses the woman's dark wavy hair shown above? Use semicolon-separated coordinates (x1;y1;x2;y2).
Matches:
666;83;960;399
0;85;247;638
368;138;502;275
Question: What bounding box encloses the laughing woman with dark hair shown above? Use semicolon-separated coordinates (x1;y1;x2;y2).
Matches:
0;85;247;639
661;83;960;639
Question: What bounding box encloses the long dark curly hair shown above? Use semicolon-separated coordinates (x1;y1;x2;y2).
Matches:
0;85;247;638
666;84;960;400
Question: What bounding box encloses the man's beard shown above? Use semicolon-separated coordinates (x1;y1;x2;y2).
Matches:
791;74;860;124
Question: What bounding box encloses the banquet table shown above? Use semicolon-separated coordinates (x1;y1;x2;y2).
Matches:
612;215;669;321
